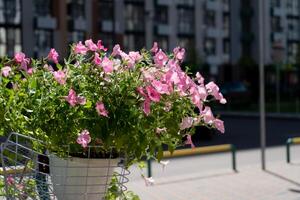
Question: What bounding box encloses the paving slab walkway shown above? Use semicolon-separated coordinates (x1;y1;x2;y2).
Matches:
126;145;300;200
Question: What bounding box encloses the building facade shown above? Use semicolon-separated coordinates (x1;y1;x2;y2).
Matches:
0;0;300;77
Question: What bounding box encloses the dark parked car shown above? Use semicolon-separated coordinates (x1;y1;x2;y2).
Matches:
220;82;251;105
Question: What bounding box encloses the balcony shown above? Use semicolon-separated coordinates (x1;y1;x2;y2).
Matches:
35;16;56;29
73;18;86;31
271;32;285;42
287;32;299;41
287;7;300;17
206;27;221;38
270;7;285;17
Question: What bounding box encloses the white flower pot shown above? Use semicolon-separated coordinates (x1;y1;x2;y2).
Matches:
49;155;119;200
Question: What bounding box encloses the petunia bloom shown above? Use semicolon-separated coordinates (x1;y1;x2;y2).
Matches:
94;52;102;65
153;49;168;67
77;129;91;148
65;89;86;106
101;57;114;73
53;70;66;85
47;48;59;64
97;40;107;51
150;42;158;53
146;86;161;102
6;175;14;185
14;52;27;63
180;117;194;130
95;101;109;117
214;119;225;133
185;134;195;148
143;98;151;116
65;89;78;106
85;39;98;51
111;44;121;57
74;41;88;55
1;66;11;77
173;47;185;61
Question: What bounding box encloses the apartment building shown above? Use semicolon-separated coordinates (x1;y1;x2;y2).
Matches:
0;0;300;76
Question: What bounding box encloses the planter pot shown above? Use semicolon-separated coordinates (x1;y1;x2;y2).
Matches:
49;155;119;200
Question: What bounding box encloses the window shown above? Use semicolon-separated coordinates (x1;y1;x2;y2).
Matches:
34;0;52;17
125;4;145;31
34;30;53;58
287;0;299;8
0;27;21;57
0;0;21;24
177;8;194;34
155;6;168;24
68;31;85;44
271;17;282;32
67;0;85;19
223;13;230;30
99;0;114;21
0;0;21;57
223;39;230;54
204;10;216;27
204;38;216;55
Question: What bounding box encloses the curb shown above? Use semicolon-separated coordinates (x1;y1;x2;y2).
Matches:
218;111;300;119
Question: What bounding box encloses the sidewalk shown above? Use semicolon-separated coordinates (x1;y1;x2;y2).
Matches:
126;146;300;200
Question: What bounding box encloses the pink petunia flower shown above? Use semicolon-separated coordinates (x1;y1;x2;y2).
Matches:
74;41;88;55
143;98;151;116
85;39;98;51
156;127;167;134
1;66;11;77
95;101;109;117
77;129;91;148
173;47;185;61
94;52;102;65
153;49;168;67
151;80;170;94
129;51;142;62
65;89;78;107
195;72;204;85
150;42;158;53
101;57;114;73
201;106;215;124
97;40;108;51
47;48;59;64
185;135;195;148
27;67;33;75
111;44;121;57
214;119;225;133
137;87;147;97
65;89;86;106
146;85;161;102
6;175;14;185
53;70;66;85
180;117;194;130
76;96;86;105
14;52;27;63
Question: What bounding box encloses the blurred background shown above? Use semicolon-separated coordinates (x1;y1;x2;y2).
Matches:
1;0;300;149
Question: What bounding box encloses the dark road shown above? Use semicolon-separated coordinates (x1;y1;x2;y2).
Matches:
196;115;300;150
